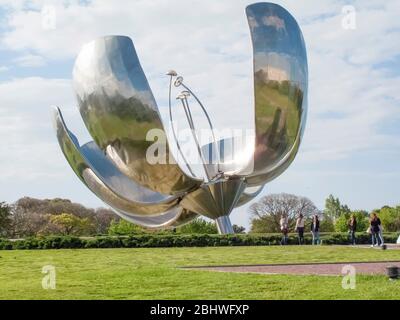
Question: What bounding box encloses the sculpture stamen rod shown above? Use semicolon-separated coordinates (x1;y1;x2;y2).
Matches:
52;2;308;234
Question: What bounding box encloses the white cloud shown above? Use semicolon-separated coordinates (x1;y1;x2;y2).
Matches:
0;77;75;181
13;53;46;67
0;66;9;72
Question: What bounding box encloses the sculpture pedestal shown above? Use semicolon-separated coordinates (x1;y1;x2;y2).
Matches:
216;216;234;234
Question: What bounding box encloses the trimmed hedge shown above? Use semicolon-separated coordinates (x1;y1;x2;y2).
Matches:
0;232;398;250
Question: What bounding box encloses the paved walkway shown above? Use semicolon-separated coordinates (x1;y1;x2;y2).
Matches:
188;261;400;276
357;244;400;250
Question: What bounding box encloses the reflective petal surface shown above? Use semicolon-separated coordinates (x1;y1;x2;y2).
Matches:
80;141;178;204
115;208;198;229
180;178;246;219
73;36;202;195
53;107;182;218
244;2;308;186
235;185;264;207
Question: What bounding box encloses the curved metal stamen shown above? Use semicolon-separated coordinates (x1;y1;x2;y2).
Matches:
177;92;212;181
180;82;222;176
167;72;197;178
173;75;222;178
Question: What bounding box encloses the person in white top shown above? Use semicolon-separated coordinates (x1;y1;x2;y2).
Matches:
280;214;289;245
295;214;305;245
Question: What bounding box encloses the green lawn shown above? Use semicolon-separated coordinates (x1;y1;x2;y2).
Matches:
0;246;399;300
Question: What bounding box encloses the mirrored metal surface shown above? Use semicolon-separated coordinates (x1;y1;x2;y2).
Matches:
201;136;255;178
215;216;234;234
180;178;246;219
244;124;302;186
80;141;177;204
115;208;198;229
243;2;308;186
53;107;182;217
73;36;202;195
235;185;264;207
53;3;308;234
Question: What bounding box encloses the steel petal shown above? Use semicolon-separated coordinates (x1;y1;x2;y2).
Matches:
180;178;246;219
115;208;198;229
52;107;182;216
235;185;264;207
244;3;308;186
73;35;202;195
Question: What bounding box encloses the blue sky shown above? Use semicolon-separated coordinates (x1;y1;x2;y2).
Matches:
0;0;399;229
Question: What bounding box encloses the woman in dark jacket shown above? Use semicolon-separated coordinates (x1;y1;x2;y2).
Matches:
310;215;320;245
370;213;381;247
348;214;357;245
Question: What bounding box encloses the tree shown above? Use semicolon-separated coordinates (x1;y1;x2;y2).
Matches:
93;208;118;235
249;193;318;233
9;197;116;237
250;215;277;233
0;202;12;237
376;206;400;232
177;218;218;234
324;195;350;219
233;224;246;234
50;213;91;235
319;216;335;232
107;219;144;235
14;197;95;218
334;210;369;232
9;208;51;238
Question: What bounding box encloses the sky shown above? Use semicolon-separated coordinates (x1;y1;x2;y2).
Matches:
0;0;399;230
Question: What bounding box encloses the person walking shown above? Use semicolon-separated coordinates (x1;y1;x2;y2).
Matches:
280;214;289;245
310;214;320;245
295;214;305;245
370;213;382;247
348;214;357;245
377;214;384;246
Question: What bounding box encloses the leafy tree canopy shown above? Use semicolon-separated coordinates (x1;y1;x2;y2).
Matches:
249;193;318;233
0;202;12;237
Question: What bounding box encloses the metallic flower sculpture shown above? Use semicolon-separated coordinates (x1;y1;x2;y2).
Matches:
53;3;308;234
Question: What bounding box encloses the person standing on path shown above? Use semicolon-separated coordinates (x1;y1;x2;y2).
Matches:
295;214;305;245
280;214;289;245
370;212;381;247
310;214;320;245
377;214;384;246
348;214;357;245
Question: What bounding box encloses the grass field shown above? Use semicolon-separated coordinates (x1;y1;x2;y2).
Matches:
0;246;400;300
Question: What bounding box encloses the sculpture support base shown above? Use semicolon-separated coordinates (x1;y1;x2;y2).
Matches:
215;216;234;234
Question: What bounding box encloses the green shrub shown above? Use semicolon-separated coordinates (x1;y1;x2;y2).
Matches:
335;211;369;232
0;232;398;250
176;219;218;234
0;238;13;250
108;219;144;235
